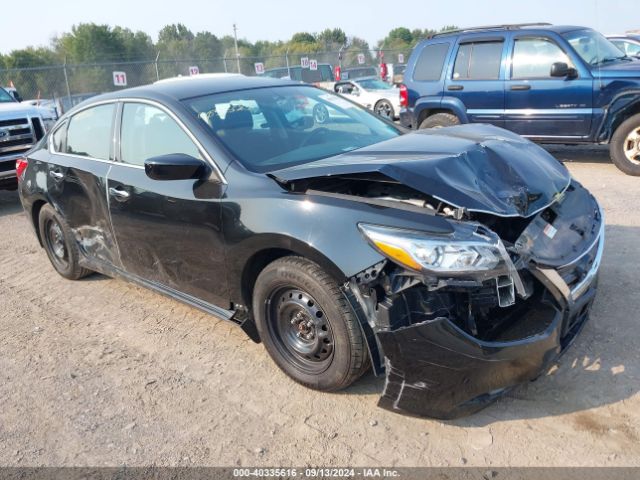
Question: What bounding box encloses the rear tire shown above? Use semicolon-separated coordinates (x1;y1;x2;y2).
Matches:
419;112;460;129
374;99;395;120
38;204;91;280
253;256;369;391
610;113;640;176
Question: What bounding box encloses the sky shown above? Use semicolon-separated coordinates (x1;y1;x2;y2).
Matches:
0;0;637;54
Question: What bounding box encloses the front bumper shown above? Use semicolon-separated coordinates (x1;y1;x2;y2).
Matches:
372;197;604;419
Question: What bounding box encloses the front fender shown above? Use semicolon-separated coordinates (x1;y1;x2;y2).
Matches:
596;89;640;142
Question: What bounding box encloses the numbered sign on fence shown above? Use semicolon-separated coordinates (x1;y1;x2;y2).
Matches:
398;53;405;63
112;71;127;87
189;66;200;76
357;53;365;65
301;57;310;68
309;59;318;71
254;62;265;75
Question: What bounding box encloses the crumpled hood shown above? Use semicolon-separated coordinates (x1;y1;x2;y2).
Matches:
271;124;571;217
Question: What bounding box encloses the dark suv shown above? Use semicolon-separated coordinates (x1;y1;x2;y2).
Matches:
399;24;640;175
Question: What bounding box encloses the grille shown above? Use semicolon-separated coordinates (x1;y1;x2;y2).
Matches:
0;117;35;157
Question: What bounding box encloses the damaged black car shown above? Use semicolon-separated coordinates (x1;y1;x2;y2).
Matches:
17;76;604;418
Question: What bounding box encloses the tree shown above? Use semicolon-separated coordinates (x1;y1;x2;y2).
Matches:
157;23;195;60
290;32;316;45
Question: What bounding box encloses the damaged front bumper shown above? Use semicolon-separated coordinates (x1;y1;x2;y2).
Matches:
350;186;604;419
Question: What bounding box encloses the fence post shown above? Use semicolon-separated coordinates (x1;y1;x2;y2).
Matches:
62;57;72;106
155;52;160;81
285;49;290;78
223;57;228;73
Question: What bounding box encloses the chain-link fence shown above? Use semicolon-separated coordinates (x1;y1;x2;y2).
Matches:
0;49;412;114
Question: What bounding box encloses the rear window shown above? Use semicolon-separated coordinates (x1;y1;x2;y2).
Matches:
413;42;450;81
453;41;504;80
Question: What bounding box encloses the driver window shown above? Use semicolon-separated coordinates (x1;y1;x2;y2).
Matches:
512;37;573;79
120;103;201;166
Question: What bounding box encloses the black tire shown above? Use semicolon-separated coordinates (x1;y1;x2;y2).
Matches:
419;112;460;129
374;99;395;120
610;113;640;176
38;204;91;280
253;256;369;391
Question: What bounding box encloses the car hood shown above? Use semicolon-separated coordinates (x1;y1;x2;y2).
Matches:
592;59;640;78
270;124;571;217
0;101;43;119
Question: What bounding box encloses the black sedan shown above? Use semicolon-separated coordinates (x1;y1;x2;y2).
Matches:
16;75;604;418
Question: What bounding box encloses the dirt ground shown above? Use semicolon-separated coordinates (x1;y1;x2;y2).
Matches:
0;145;639;467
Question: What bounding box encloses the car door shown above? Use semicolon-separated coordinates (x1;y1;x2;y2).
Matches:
45;102;120;267
106;100;229;307
505;35;593;138
444;36;506;127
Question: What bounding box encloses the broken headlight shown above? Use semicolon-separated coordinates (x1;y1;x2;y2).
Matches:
358;223;503;274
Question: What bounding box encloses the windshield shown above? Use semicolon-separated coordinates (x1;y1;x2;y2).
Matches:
184;85;400;172
356;78;391;90
0;88;15;103
563;29;628;66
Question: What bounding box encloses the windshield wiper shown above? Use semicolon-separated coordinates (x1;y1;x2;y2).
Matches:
592;56;631;66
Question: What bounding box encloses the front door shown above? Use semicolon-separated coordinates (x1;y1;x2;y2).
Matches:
107;101;229;307
505;35;593;139
444;37;506;127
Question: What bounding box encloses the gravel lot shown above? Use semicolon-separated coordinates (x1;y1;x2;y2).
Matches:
0;145;639;467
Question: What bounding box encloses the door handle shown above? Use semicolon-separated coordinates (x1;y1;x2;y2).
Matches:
511;84;531;91
49;170;64;180
447;85;464;91
108;186;131;202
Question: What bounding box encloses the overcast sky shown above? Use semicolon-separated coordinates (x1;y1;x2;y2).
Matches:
0;0;637;54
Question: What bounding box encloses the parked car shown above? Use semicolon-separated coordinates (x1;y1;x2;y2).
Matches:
0;87;56;189
18;75;603;419
263;64;334;84
400;23;640;175
334;76;401;119
607;34;640;58
341;66;378;80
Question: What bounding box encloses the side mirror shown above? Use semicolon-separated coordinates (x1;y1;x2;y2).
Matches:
144;153;208;181
550;62;578;78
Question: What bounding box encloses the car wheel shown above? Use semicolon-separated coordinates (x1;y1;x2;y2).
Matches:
253;256;369;391
419;112;460;129
313;104;329;124
374;99;394;120
38;204;92;280
610;113;640;176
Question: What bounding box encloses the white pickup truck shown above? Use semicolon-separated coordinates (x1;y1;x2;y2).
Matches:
0;87;57;189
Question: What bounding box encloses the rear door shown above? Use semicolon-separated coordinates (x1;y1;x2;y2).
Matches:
106;100;229;306
504;35;593;138
444;36;506;127
45;102;120;267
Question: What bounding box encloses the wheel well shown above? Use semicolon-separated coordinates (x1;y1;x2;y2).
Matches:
240;248;294;307
612;103;640;138
31;200;47;246
417;108;455;127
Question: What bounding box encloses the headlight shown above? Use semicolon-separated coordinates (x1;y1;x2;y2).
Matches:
358;223;503;274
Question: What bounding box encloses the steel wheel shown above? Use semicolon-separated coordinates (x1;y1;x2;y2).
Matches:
267;287;334;375
623;127;640;165
44;218;69;270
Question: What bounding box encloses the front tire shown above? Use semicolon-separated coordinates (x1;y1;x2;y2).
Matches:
610;113;640;176
253;256;369;391
38;204;91;280
419;112;460;129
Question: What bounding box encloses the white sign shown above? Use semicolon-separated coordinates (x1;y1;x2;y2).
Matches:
301;57;310;68
189;65;200;76
357;53;365;65
113;71;127;87
309;59;318;71
254;62;265;75
398;53;405;63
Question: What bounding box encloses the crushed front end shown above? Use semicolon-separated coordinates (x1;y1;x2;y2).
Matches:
347;180;604;419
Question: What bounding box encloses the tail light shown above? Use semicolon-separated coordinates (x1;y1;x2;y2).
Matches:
399;84;408;108
16;157;28;180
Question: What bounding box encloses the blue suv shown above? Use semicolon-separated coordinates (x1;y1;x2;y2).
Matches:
399;24;640;175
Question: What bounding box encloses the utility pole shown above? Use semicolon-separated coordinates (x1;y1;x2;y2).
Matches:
233;23;241;73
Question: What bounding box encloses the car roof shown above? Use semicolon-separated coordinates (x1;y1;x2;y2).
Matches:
80;75;300;105
429;23;592;39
